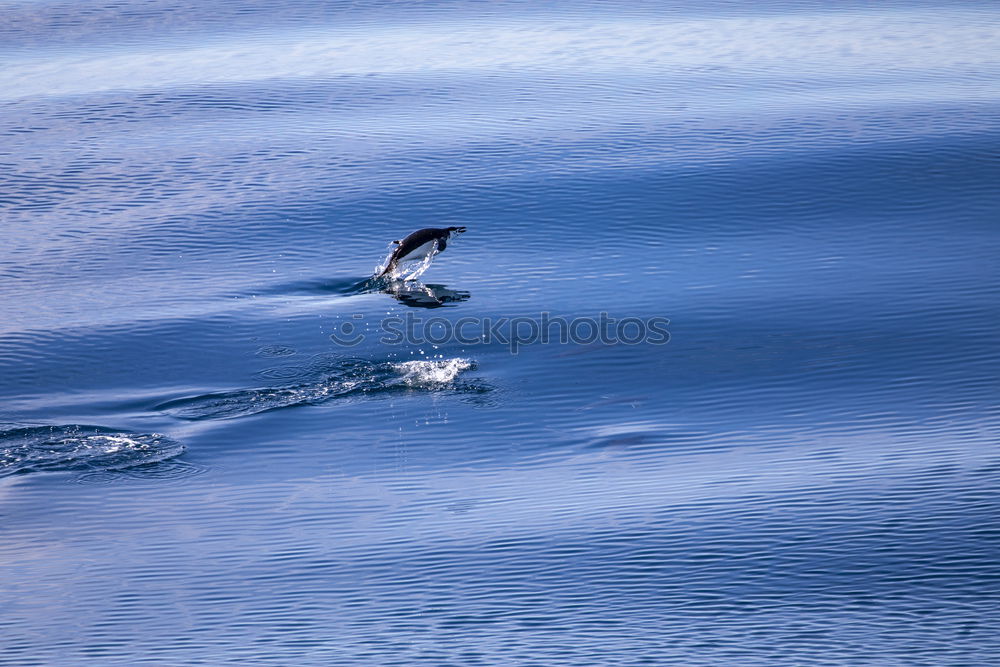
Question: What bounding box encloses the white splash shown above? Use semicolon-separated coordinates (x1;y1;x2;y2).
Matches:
82;434;142;454
377;245;440;282
392;358;474;386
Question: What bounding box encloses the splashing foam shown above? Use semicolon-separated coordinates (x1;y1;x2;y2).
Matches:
376;245;439;282
392;358;475;386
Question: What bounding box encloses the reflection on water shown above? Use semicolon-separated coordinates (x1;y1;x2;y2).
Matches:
381;281;471;309
342;275;472;308
273;276;470;308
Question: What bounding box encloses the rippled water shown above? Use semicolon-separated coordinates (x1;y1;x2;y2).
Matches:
2;1;999;664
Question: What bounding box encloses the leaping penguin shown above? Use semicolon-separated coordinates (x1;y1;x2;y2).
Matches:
378;226;466;278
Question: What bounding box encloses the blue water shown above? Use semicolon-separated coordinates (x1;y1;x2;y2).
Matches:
2;1;1000;664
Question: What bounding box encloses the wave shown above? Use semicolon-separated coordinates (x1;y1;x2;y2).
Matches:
0;424;184;478
157;356;484;420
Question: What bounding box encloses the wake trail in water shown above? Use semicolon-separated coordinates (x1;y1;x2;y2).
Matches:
0;424;184;477
157;357;484;420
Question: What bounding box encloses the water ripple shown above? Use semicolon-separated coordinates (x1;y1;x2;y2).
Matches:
74;458;208;485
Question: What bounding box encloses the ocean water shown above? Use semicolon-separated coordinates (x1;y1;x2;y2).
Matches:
2;1;1000;664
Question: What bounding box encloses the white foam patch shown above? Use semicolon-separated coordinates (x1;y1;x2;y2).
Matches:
81;435;137;454
393;358;474;386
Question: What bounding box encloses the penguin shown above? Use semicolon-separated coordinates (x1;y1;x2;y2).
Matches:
379;226;466;278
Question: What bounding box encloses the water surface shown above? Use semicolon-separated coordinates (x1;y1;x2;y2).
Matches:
2;1;999;664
